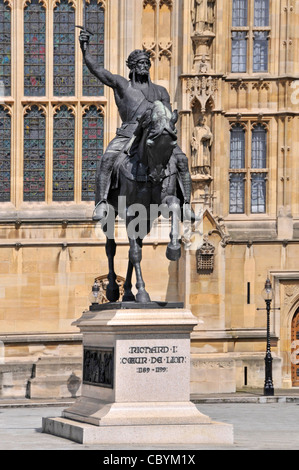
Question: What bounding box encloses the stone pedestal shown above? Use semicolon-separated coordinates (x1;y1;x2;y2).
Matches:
43;303;233;445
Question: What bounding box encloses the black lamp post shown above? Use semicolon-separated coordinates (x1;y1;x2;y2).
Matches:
261;278;274;396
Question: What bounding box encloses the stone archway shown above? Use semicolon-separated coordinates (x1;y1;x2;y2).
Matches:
291;309;299;387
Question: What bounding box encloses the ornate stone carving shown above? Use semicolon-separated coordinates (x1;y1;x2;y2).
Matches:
196;235;215;273
252;80;270;91
143;0;157;8
159;0;173;8
191;0;215;33
230;80;248;92
158;41;173;60
95;274;125;304
82;103;105;116
24;103;47;116
142;42;157;60
191;114;213;175
186;76;217;111
86;0;106;8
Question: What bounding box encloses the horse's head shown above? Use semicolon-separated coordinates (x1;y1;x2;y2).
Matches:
136;101;178;180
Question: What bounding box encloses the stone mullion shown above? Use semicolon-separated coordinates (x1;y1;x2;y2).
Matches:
74;105;81;203
245;122;251;215
15;0;25;208
182;0;192;75
75;3;82;202
76;0;83;101
247;0;254;74
44;2;52;203
46;104;53;203
48;3;54;101
6;1;16;208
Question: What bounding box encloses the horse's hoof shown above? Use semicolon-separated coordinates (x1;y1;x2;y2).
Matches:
136;290;151;303
122;292;136;302
106;285;120;302
166;244;181;261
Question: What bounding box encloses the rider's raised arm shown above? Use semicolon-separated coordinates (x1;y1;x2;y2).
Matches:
80;31;127;90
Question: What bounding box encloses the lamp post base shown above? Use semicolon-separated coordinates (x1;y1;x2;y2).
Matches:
264;351;274;396
264;385;274;396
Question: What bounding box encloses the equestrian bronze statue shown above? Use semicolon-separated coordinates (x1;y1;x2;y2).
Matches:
80;31;195;303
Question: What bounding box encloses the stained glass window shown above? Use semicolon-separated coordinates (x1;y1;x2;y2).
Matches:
254;0;269;27
231;31;247;73
230;125;245;169
53;105;75;201
232;0;248;27
253;31;268;72
251;173;266;213
24;0;46;96
24;105;46;202
252;124;267;169
0;106;11;202
53;0;75;96
82;105;104;201
0;0;11;97
229;173;245;214
83;0;105;96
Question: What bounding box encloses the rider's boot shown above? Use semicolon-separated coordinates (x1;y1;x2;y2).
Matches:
93;171;111;221
180;171;196;223
93;200;109;221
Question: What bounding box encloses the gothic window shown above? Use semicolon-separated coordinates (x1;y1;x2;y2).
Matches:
251;124;267;213
0;0;107;207
53;105;75;201
251;124;267;169
82;105;104;201
53;0;75;96
229;173;245;214
0;0;11;96
231;0;270;73
24;0;46;96
229;121;268;214
231;32;247;73
251;173;266;213
254;0;269;27
230;124;245;169
0;106;11;202
253;31;268;72
23;105;46;202
83;0;105;96
232;0;248;27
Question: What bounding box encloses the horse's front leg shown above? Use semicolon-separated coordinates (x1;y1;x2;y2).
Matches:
105;237;120;302
165;196;182;261
127;232;151;303
122;259;135;302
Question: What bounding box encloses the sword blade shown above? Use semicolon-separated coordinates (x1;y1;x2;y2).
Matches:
83;0;86;30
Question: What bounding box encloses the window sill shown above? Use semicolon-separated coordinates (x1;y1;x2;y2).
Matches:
0;201;95;222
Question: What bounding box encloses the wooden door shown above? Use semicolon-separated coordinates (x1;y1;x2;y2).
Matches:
291;310;299;387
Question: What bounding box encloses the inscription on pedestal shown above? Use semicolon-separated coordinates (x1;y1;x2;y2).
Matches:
120;344;187;375
83;347;114;388
117;338;190;402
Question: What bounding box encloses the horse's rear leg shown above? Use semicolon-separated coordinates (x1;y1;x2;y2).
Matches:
166;196;181;261
105;237;120;302
128;238;151;303
123;260;135;302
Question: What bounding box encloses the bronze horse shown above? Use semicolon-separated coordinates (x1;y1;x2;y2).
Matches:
102;101;186;303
